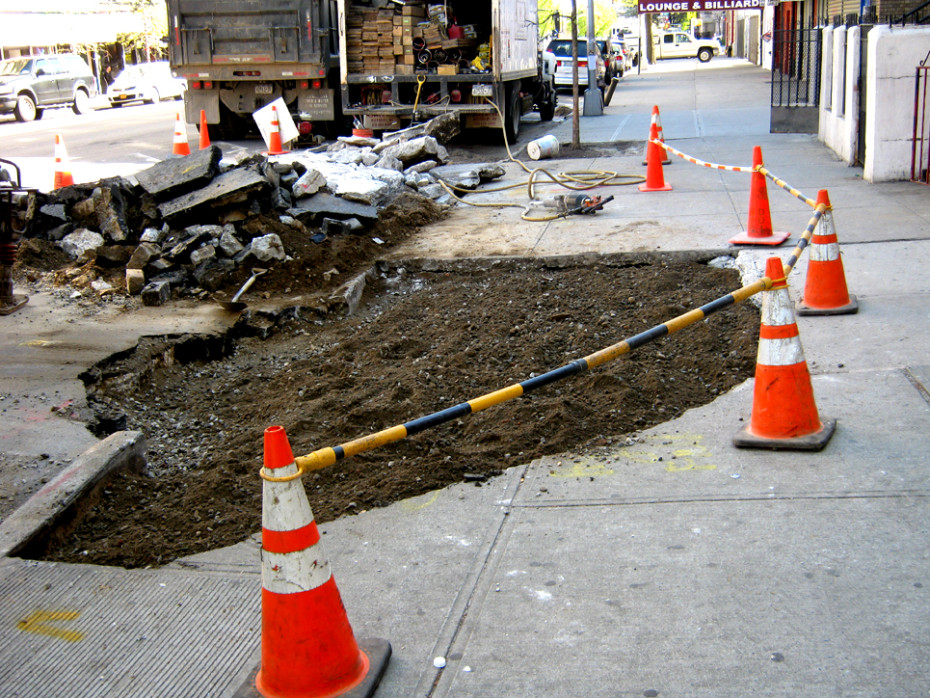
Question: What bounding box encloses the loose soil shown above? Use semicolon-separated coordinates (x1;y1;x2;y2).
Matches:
34;258;759;569
12;141;757;570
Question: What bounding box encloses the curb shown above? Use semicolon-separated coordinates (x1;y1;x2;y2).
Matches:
0;431;146;559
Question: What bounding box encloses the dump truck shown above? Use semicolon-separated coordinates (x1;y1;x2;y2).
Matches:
653;31;723;62
166;0;342;140
336;0;557;140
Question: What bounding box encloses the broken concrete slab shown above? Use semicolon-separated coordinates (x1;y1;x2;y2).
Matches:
292;169;326;198
248;234;286;263
218;230;244;257
59;229;104;259
93;184;130;243
379;135;444;167
125;269;145;295
431;162;507;190
126;242;161;270
158;167;269;222
288;193;379;221
333;177;391;206
141;279;172;306
135;146;223;200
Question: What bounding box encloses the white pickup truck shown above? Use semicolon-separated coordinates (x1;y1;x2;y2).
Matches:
653;31;722;62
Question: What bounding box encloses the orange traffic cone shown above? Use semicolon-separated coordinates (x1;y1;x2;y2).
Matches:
241;425;391;698
198;109;211;150
638;122;672;193
729;146;790;246
797;190;858;315
172;112;191;156
733;256;836;450
53;134;74;189
642;105;670;166
264;105;288;155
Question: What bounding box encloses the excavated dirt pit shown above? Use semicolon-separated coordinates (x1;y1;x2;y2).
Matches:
30;256;760;569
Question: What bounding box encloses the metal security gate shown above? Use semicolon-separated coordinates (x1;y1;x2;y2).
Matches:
770;10;823;133
857;20;873;166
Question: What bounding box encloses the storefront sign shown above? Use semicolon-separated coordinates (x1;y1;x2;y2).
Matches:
638;0;763;11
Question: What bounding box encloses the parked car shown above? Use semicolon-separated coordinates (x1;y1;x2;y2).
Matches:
594;40;621;81
0;54;97;122
107;61;186;107
609;38;634;76
544;39;608;92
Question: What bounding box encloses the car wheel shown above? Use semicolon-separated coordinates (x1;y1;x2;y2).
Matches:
697;48;713;63
145;89;161;105
14;94;37;122
72;89;91;115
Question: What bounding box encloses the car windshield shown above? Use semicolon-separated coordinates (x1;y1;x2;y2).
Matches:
114;66;145;83
547;40;603;58
0;59;33;76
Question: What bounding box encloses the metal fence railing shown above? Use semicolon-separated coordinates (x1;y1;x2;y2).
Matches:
913;55;930;185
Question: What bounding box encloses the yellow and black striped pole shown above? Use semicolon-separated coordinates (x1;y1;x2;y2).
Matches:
261;206;829;483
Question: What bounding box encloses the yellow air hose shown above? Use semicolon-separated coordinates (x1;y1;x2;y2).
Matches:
435;98;645;221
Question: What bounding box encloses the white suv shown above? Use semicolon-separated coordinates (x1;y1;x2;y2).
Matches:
544;39;607;93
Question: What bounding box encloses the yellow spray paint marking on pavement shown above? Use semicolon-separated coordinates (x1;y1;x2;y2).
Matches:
20;339;59;348
401;490;441;512
616;434;717;473
549;456;615;479
17;610;85;642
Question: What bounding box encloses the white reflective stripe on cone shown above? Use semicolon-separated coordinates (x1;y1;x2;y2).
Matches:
262;463;315;532
757;336;806;366
762;290;796;327
262;547;333;594
810;239;840;262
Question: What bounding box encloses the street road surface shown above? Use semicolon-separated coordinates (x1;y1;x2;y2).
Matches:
1;98;564;192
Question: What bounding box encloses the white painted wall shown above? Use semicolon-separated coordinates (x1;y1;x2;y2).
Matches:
819;24;930;181
819;26;860;165
864;25;930;182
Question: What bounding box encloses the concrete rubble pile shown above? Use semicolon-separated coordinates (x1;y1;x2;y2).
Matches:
20;113;506;306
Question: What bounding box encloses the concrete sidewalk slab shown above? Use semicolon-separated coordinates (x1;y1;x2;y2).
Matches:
2;58;929;698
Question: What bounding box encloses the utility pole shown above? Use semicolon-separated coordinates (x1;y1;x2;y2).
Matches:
582;0;603;115
571;0;580;148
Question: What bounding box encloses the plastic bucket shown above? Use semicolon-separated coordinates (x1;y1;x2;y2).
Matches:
527;134;560;161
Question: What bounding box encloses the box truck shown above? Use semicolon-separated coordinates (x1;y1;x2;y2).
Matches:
336;0;557;140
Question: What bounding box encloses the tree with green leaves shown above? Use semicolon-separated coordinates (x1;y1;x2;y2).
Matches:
112;0;168;62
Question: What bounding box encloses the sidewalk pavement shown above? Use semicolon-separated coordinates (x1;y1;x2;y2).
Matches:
1;58;928;697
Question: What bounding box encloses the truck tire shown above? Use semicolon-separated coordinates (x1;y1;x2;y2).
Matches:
14;94;37;122
505;82;521;142
697;48;713;63
538;87;556;121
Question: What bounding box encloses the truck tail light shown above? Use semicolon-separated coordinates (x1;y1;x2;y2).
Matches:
312;79;322;89
191;81;201;89
298;121;313;135
450;89;462;103
299;80;309;89
203;81;213;89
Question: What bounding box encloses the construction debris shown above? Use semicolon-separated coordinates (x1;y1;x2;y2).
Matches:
15;115;506;307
